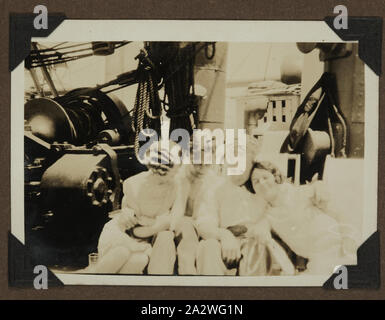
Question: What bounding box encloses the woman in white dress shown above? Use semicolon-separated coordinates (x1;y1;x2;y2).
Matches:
244;161;357;275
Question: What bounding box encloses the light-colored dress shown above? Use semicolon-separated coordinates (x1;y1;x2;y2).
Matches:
194;174;267;231
194;174;286;275
266;182;352;274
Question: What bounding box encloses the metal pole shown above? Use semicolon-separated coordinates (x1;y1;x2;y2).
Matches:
194;42;228;130
28;67;44;97
32;43;59;97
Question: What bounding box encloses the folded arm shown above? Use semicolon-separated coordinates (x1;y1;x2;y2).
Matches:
132;215;171;238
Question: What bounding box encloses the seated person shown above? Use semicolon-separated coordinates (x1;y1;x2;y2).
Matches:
244;160;357;275
192;135;294;276
120;141;198;275
193;170;297;275
91;140;198;275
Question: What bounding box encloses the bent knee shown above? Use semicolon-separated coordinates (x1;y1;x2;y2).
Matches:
176;217;195;233
148;233;176;275
119;252;149;274
196;239;225;275
154;231;174;245
106;246;131;260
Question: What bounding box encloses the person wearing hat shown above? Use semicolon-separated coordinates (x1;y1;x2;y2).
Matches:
94;140;199;275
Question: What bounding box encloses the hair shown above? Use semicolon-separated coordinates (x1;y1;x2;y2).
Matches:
243;161;285;194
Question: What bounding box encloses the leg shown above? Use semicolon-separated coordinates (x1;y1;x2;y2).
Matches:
93;246;131;273
175;218;199;275
119;252;149;274
196;239;227;275
147;231;176;275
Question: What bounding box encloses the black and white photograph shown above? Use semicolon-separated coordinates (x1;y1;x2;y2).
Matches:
12;20;378;286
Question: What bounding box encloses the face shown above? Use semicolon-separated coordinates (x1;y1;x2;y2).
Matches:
148;163;180;180
146;145;181;179
250;168;278;203
186;162;214;180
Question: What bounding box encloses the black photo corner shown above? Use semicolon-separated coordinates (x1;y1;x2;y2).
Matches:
8;12;382;289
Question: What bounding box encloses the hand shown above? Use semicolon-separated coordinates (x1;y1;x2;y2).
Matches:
219;229;241;265
119;208;138;229
137;215;156;227
247;219;272;244
170;215;185;233
310;179;330;209
153;214;172;232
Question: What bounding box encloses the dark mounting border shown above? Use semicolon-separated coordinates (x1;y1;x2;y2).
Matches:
9;233;64;287
323;231;380;289
324;16;382;76
9;13;66;71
